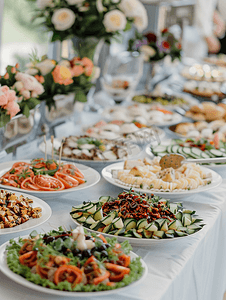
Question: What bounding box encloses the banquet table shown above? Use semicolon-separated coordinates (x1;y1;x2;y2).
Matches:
0;112;226;300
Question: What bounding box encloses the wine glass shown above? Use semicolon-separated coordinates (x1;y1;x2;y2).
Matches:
101;51;144;104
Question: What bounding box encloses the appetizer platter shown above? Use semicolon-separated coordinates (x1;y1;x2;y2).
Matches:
149;138;226;163
39;136;141;164
101;159;222;199
0;160;100;197
204;54;226;67
102;104;182;127
84;120;165;144
132;92;198;108
0;189;51;235
181;64;226;82
0;226;147;296
71;190;205;244
183;80;225;99
169;121;226;140
184;102;226;122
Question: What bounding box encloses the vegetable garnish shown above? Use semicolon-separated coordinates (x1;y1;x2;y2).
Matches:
0;160;85;191
71;190;205;239
6;226;144;292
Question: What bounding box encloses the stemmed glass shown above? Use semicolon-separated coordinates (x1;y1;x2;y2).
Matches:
101;51;144;104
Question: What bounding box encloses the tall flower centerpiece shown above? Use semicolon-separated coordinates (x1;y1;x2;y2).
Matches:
0;64;44;117
128;28;182;91
27;0;148;61
25;55;97;109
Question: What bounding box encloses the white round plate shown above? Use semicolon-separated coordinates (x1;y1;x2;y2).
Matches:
0;161;100;198
0;189;52;235
101;162;222;199
39;138;142;164
0;237;147;297
71;201;208;246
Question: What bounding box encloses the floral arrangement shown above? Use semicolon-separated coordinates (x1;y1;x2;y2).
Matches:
128;28;182;62
27;0;148;42
25;55;99;109
0;64;44;117
0;86;20;127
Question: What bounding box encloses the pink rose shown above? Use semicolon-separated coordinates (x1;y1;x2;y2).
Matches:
0;92;8;106
15;72;37;91
7;90;17;102
5;101;20;118
0;86;9;93
33;83;44;95
21;90;31;100
31;91;38;98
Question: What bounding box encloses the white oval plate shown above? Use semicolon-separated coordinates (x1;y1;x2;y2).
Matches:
0;189;52;235
102;107;183;128
101;162;222;199
71;201;209;246
0;237;147;297
0;161;101;198
39;138;142;164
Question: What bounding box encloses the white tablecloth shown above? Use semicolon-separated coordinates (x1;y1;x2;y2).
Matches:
0;113;226;300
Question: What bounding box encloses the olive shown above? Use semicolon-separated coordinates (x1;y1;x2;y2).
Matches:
72;248;81;256
82;249;92;258
105;243;110;248
98;244;107;251
77;253;83;259
85;235;93;240
45;236;55;244
101;250;108;258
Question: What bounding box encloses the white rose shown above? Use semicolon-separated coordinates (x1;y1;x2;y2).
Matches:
65;0;84;5
119;0;140;17
103;10;127;32
96;0;107;13
25;68;39;75
58;60;71;68
51;8;76;31
21;90;31;100
140;45;156;60
14;81;24;92
119;0;148;31
31;91;38;98
133;3;148;32
36;0;54;9
36;59;56;76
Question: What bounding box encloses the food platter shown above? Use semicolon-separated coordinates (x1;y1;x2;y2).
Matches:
0;236;148;297
0;189;52;235
39;138;142;165
71;201;210;246
101;162;222;199
102;105;183;127
0;160;101;198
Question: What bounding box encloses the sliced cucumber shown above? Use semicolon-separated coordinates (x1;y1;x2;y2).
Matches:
169;203;178;214
167;145;172;153
175;211;183;221
102;224;112;233
175;231;188;237
131;229;142;238
92;221;105;231
168;220;177;230
70;211;83;219
93;207;103;221
112;217;124;229
124;219;137;230
99;196;111;205
76;215;87;223
86;204;97;215
209;149;225;157
115;227;126;236
171;145;180;153
160;220;168;232
102;214;115;226
143;229;153;238
153;231;165;238
137;218;148;229
183;216;192;226
201;151;210;158
85;215;96;225
191;147;203;157
152;145;168;153
146;222;159;232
